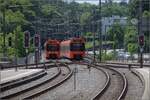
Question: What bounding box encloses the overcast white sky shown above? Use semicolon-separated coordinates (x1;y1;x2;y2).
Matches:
74;0;129;5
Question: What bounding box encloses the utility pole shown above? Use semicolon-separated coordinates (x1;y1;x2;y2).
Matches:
138;0;142;63
139;35;144;68
92;8;96;62
2;4;6;57
34;34;40;67
93;23;96;62
15;28;18;71
104;25;107;62
24;31;30;68
99;0;102;62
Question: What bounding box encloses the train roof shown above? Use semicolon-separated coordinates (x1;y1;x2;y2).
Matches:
46;39;60;42
61;37;85;44
62;37;84;42
44;39;60;46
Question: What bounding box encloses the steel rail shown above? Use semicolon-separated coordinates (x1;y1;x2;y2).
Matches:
22;62;73;99
85;55;150;67
68;61;110;100
90;65;110;100
0;70;47;92
1;60;55;69
1;64;61;99
0;62;61;87
103;62;150;67
91;63;127;100
82;58;128;100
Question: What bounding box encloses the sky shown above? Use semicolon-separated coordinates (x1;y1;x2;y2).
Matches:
69;0;129;5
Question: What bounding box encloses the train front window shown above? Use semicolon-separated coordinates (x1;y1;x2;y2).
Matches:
71;43;85;51
47;45;59;51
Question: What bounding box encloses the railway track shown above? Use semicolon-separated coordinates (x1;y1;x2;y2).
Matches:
91;64;127;100
69;61;127;100
79;58;127;100
1;58;144;100
87;65;110;100
63;60;142;100
0;67;60;99
1;62;73;100
84;56;145;100
1;60;55;69
35;62;109;100
85;55;150;67
1;70;47;92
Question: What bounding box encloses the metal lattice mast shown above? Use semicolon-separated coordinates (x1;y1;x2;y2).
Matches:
99;0;102;62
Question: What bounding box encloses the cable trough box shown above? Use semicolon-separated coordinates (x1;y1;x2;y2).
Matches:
0;57;14;69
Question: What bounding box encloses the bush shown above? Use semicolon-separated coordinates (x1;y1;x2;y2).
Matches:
143;11;150;18
98;52;115;61
85;42;93;49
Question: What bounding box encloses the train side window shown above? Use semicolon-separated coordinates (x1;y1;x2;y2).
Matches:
61;45;63;52
70;43;85;51
61;45;66;52
47;45;59;51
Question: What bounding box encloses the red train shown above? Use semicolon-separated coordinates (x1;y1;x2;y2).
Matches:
60;38;85;60
44;38;85;60
44;39;60;59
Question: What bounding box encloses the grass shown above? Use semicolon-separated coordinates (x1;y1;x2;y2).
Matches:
85;40;113;49
85;40;99;49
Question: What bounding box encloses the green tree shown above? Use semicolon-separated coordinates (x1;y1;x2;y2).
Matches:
41;4;59;17
0;0;35;57
80;12;91;25
107;22;125;49
101;2;129;17
143;11;150;18
128;0;139;19
128;0;150;53
129;0;150;18
127;43;138;59
14;26;26;57
124;26;138;54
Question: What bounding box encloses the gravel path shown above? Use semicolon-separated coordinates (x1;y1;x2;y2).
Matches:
34;64;107;100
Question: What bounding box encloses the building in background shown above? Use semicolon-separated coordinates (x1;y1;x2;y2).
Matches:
139;0;150;53
140;0;150;33
102;16;127;34
63;0;74;3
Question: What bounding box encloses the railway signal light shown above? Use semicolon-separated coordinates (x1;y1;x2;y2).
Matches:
8;37;12;47
34;34;40;48
24;31;30;48
139;35;144;47
138;35;144;68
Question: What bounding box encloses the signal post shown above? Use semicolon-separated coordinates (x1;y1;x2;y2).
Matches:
34;34;40;67
24;31;30;69
139;34;144;68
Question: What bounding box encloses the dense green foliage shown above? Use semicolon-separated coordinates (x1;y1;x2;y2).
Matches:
107;22;125;50
101;52;115;61
101;2;128;17
129;0;150;18
128;0;150;53
0;0;129;58
0;0;34;57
